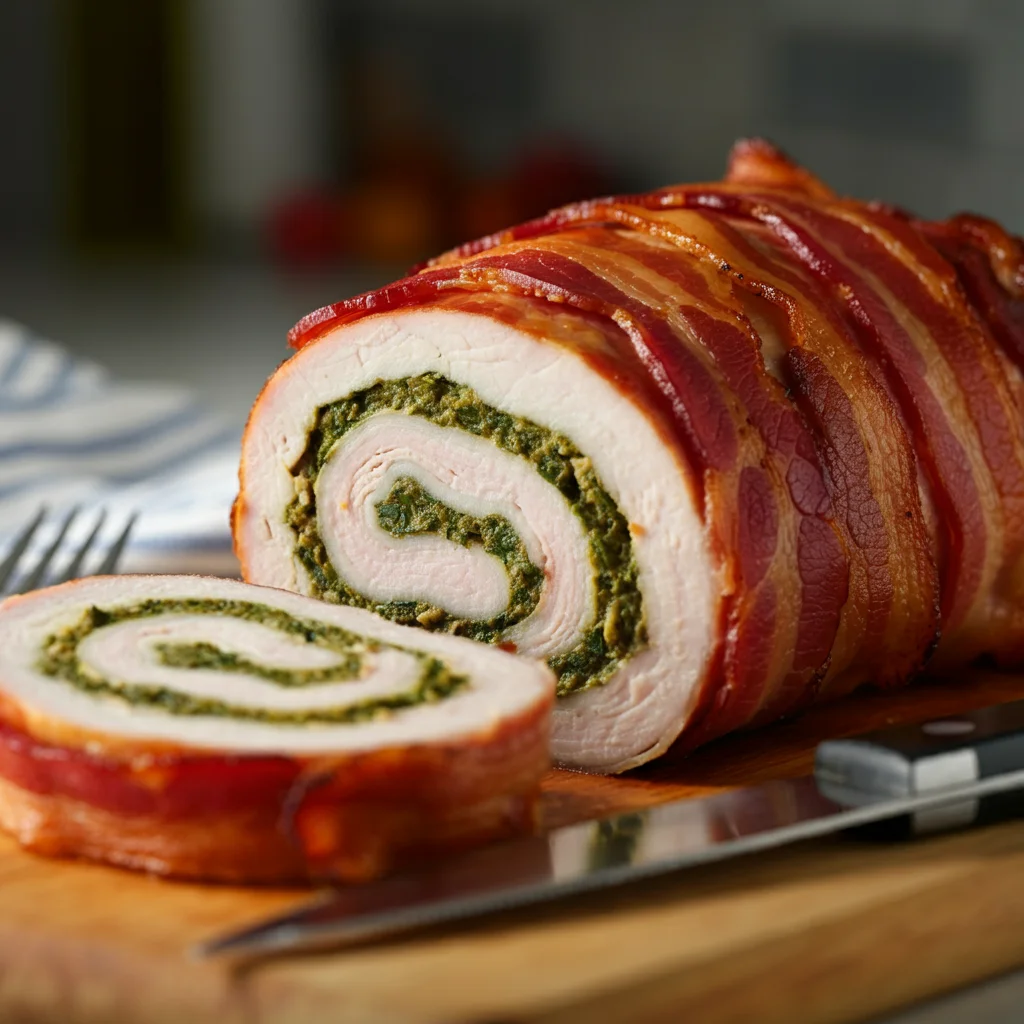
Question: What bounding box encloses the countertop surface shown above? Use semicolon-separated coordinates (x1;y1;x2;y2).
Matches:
0;258;393;426
879;975;1024;1024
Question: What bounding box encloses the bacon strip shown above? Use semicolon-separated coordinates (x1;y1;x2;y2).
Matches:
272;138;1024;762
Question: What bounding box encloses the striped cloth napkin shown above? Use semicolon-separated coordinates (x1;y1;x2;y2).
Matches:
0;319;242;579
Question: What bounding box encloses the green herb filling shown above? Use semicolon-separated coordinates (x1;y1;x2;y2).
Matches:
285;373;647;696
37;598;467;723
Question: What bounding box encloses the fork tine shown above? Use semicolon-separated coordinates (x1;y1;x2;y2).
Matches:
16;506;80;594
95;512;137;576
0;507;48;594
56;509;108;585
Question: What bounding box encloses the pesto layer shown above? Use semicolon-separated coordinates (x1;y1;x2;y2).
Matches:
286;373;647;696
375;475;544;636
37;598;468;723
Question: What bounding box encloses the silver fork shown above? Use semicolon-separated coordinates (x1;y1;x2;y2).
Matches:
0;507;137;598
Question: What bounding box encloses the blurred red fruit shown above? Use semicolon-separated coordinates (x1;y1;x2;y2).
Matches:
269;191;345;267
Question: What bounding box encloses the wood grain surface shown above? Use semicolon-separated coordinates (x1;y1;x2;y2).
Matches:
4;669;1024;1024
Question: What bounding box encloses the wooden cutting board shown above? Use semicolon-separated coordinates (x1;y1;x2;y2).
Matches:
5;670;1024;1024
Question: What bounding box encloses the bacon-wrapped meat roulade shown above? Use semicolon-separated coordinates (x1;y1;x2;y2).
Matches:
234;139;1024;774
0;575;552;882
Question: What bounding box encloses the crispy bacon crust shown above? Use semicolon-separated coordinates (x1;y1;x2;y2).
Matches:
285;139;1024;750
0;704;548;883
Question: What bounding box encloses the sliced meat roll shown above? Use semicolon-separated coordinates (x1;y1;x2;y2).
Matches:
235;139;1024;773
236;303;715;774
0;575;553;883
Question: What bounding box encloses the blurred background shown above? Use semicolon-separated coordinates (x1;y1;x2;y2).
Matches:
1;0;1022;421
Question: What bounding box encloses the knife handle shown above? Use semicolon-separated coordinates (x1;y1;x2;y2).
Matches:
815;699;1024;837
815;699;1024;797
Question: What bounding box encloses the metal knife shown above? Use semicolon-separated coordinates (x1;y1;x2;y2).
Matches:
193;699;1024;959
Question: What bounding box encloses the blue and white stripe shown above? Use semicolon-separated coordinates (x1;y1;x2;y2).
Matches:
0;320;241;579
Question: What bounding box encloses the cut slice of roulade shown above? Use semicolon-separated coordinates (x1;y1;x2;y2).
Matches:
0;574;553;883
235;139;1024;774
236;312;716;775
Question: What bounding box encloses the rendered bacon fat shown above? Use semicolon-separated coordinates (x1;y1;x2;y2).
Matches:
235;139;1024;773
0;575;552;882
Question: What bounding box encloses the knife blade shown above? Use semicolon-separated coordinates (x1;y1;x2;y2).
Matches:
193;699;1024;959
